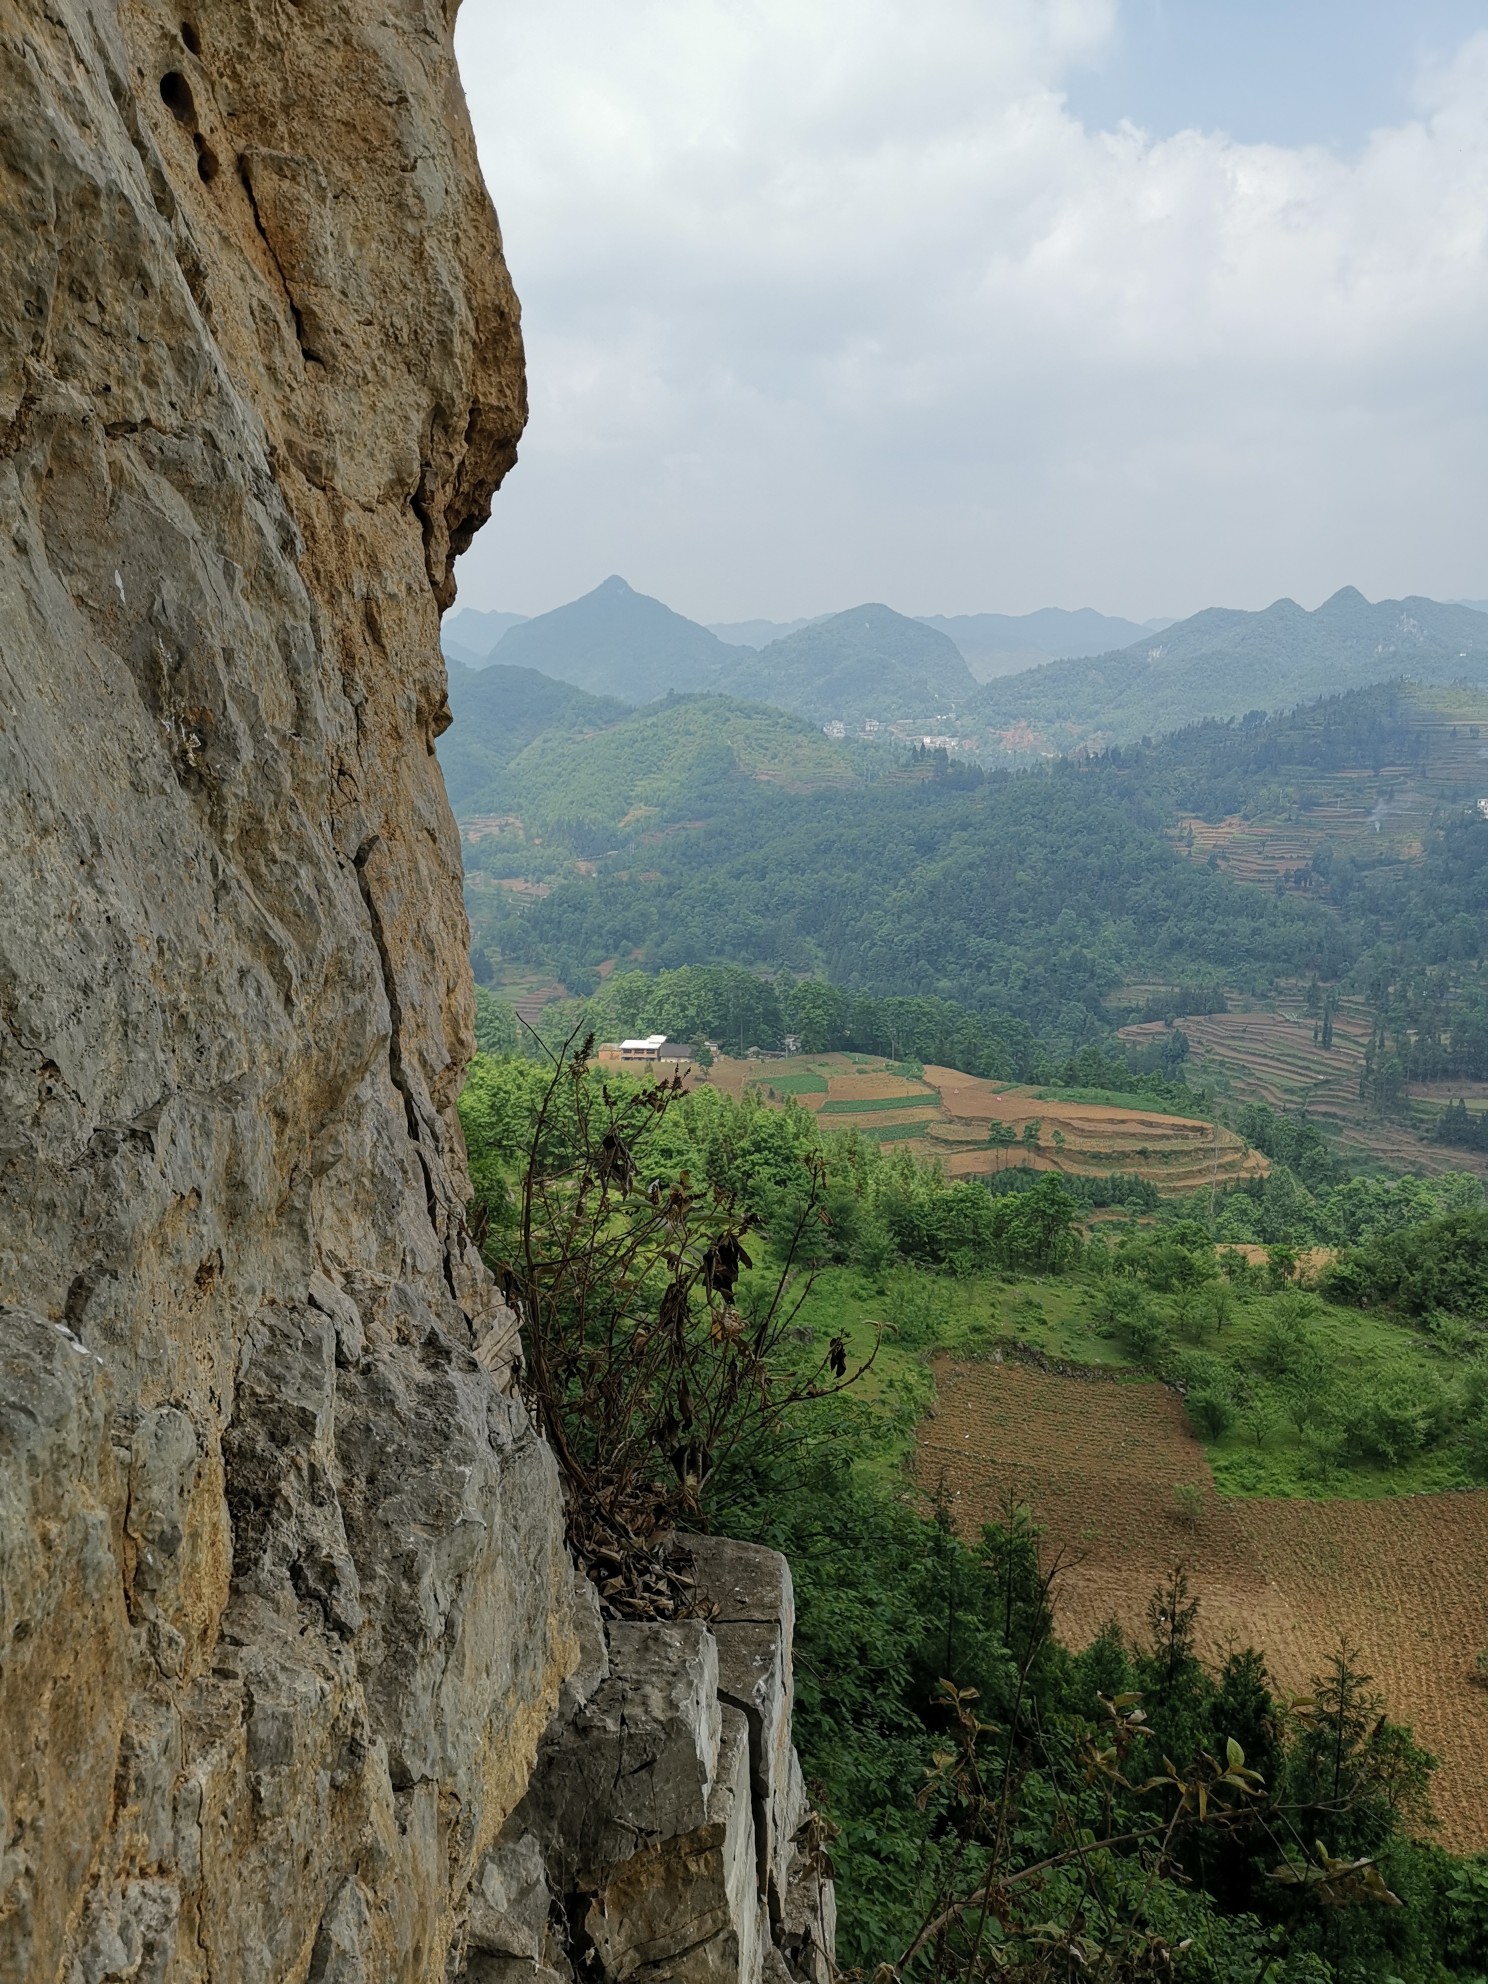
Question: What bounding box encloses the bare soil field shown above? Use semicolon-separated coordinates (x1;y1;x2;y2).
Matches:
1220;1244;1338;1279
918;1357;1488;1851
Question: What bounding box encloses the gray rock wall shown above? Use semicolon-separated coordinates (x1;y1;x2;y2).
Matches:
483;1540;835;1984
0;0;573;1976
0;5;836;1982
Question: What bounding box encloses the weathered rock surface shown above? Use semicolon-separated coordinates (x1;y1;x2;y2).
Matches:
0;7;837;1984
496;1540;836;1984
0;0;571;1977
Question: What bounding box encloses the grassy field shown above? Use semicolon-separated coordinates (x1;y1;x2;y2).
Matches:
819;1092;941;1115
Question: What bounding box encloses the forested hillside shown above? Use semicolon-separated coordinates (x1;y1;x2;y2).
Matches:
447;672;1488;1184
441;660;630;815
713;602;978;722
462;693;858;840
467;751;1345;1035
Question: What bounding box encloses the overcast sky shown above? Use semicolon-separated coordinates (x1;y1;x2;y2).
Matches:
452;0;1488;625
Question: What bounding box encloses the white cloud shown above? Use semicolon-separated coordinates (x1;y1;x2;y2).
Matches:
453;3;1488;621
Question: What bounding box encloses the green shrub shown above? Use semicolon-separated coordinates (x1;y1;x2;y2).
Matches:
1189;1389;1235;1440
1461;1414;1488;1485
1323;1208;1488;1319
1116;1303;1170;1366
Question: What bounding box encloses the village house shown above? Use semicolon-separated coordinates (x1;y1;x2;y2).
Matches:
596;1034;693;1067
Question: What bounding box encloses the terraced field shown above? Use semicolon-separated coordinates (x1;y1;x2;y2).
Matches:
708;1055;1264;1195
1120;1000;1488;1180
1168;685;1488;886
919;1355;1488;1852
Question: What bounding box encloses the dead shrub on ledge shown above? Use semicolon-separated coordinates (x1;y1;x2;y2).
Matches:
483;1029;875;1616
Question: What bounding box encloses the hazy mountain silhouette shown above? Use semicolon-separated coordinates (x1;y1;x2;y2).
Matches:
971;588;1488;749
918;607;1166;681
441;606;529;666
707;616;823;647
483;576;734;702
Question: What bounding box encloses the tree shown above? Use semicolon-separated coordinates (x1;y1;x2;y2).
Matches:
986;1120;1017;1168
1241;1386;1280;1450
1145;1565;1202;1709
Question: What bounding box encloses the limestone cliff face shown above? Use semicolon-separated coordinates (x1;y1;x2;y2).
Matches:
0;2;577;1978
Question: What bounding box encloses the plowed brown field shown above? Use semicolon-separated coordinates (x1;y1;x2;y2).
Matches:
919;1357;1488;1850
922;1066;1265;1193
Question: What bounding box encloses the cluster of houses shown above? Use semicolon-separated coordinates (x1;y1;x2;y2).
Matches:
819;719;978;753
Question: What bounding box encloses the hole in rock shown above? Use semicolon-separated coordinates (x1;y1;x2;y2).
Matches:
159;70;197;127
180;20;201;53
194;136;220;183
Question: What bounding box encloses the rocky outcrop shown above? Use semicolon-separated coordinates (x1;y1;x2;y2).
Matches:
0;0;565;1977
475;1539;835;1984
0;4;835;1982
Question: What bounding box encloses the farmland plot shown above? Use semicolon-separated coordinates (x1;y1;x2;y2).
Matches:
707;1055;1263;1195
1121;1002;1488;1181
919;1357;1488;1851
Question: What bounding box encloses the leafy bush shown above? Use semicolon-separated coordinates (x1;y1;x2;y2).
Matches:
1342;1374;1456;1466
1115;1302;1170;1366
1189;1389;1236;1440
1323;1209;1488;1320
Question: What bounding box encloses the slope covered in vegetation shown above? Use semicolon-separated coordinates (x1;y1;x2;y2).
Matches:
460;1047;1488;1982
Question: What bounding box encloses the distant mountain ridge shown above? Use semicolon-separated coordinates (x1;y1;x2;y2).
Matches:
454;581;979;723
443;584;1174;691
706;616;823;648
442;606;528;665
970;588;1488;753
483;576;735;703
440;580;1488;754
918;607;1167;681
